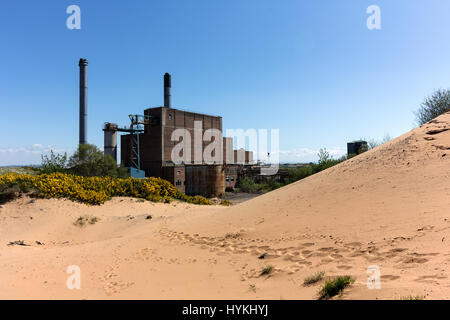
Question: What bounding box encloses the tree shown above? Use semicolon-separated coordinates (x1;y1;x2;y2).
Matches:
41;150;67;173
367;139;379;150
68;144;126;177
415;89;450;125
317;148;331;165
366;134;391;151
381;133;391;144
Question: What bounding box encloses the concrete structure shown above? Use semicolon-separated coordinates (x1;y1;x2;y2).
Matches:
185;165;225;197
121;106;227;196
103;123;118;161
78;58;88;145
347;140;368;156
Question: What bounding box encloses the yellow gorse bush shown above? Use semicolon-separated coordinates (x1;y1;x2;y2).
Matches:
0;172;211;205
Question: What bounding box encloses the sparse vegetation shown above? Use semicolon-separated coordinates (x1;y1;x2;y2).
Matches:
260;265;274;276
74;215;100;227
364;134;391;151
163;197;173;204
303;271;325;286
415;88;450;125
239;177;271;193
220;199;232;206
74;216;87;227
0;186;20;204
0;166;40;175
318;275;355;300
8;240;29;246
89;216;100;224
401;295;426;300
248;284;256;293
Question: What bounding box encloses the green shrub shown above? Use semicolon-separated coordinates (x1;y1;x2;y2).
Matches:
0;172;211;206
40;144;129;178
0;187;20;204
260;265;274;276
41;151;67;174
285;165;314;184
415;89;450;125
220;199;232;206
318;276;355;300
303;271;325;286
67;144;127;178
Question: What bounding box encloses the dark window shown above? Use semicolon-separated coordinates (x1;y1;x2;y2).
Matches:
176;180;182;186
168;114;172;121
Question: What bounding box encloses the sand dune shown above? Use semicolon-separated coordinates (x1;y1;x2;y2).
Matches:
1;112;450;299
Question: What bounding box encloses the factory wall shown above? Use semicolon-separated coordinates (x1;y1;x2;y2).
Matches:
162;165;186;193
185;165;225;197
141;107;223;166
225;165;240;190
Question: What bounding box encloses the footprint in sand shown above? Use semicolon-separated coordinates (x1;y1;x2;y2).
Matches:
381;275;401;281
336;265;352;270
301;242;315;247
414;275;447;283
400;257;429;264
344;242;362;248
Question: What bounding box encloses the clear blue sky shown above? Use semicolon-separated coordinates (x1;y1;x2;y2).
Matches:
2;0;450;165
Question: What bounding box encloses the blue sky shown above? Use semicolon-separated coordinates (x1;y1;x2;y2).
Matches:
2;0;450;165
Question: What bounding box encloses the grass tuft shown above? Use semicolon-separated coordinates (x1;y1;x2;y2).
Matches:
88;216;100;224
260;265;274;276
303;271;325;286
74;215;100;227
318;275;354;300
220;199;232;206
74;216;87;227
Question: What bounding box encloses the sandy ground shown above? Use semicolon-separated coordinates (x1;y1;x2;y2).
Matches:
1;112;450;299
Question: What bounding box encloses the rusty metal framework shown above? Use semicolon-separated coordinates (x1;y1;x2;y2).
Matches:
103;114;155;170
128;114;156;170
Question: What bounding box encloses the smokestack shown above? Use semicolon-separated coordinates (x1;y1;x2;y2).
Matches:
164;72;171;108
79;58;88;144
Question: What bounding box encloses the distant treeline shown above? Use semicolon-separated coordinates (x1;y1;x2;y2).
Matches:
237;148;346;193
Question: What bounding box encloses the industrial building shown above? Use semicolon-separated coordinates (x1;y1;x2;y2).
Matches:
99;71;253;197
347;140;368;156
